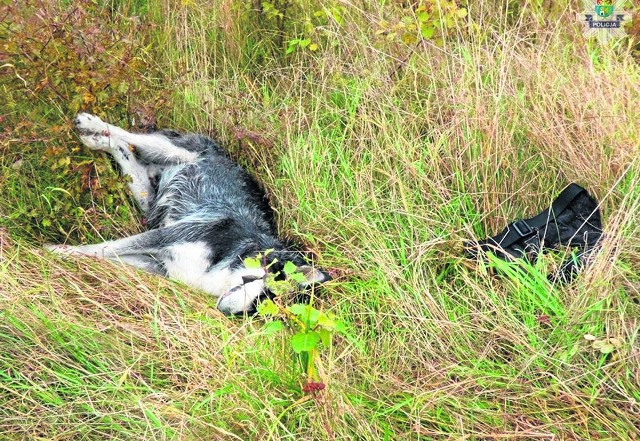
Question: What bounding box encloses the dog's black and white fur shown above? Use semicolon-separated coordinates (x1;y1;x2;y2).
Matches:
47;113;329;314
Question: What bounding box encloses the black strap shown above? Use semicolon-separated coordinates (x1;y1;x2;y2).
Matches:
486;183;586;251
466;183;602;283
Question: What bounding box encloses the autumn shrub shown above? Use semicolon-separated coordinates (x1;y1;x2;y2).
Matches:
0;0;168;241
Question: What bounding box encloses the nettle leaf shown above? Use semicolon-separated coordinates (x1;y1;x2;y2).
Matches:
308;308;320;325
288;272;306;283
265;278;292;297
318;328;331;347
282;261;306;283
244;256;262;269
317;312;336;329
287;304;307;316
288;304;321;327
262;320;284;336
334;320;347;333
420;25;435;39
286;39;300;54
299;38;311;48
291;331;321;353
283;261;297;275
257;299;279;317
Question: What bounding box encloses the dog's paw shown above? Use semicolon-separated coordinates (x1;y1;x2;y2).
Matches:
45;244;79;256
74;113;108;135
79;134;112;151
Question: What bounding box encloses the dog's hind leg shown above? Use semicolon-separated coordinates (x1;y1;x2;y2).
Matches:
46;228;164;259
48;235;165;274
111;254;165;275
79;133;154;212
74;113;198;164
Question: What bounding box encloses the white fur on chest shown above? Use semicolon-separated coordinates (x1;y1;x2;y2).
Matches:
163;241;229;295
162;241;267;314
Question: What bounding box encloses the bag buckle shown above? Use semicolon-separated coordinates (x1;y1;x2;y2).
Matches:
512;220;533;236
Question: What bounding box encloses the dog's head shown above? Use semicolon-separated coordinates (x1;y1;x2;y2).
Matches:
216;250;330;315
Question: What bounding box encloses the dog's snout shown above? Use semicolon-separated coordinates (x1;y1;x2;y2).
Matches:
241;275;263;284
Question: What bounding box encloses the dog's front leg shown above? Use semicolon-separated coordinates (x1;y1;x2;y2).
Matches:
74;113;198;163
77;132;154;213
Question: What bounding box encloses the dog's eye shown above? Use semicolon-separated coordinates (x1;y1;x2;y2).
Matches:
241;275;263;284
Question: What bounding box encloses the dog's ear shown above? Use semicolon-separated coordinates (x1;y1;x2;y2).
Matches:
296;265;331;286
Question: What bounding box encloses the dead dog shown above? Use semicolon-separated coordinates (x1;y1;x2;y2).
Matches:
47;113;329;314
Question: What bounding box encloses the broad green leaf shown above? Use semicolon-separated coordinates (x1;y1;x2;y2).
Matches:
318;328;331;347
421;25;435;39
262;320;284;336
288;272;306;283
244;256;262;269
283;261;297;275
287;304;319;325
308;308;320;325
317;313;336;329
286;40;298;55
291;332;321;353
287;304;307;316
257;299;279;317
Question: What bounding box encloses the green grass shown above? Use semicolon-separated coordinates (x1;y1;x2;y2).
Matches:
1;0;640;439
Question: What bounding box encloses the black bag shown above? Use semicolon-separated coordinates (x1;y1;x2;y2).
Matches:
465;183;603;282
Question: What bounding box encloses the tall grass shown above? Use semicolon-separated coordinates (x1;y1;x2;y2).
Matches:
1;0;639;439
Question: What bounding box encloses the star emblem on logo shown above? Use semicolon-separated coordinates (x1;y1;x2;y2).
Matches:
576;0;631;42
